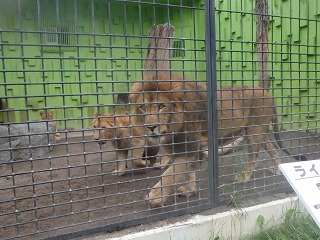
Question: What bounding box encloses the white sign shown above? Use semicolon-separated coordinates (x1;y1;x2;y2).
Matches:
279;159;320;228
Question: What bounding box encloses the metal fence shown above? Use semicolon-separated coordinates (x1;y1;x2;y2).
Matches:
0;0;319;239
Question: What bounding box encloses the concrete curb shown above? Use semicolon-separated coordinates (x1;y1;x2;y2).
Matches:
107;197;303;240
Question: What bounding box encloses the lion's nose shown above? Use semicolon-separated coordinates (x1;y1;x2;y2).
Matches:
147;125;158;132
97;140;106;145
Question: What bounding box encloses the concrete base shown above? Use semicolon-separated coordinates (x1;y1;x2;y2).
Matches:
104;197;303;240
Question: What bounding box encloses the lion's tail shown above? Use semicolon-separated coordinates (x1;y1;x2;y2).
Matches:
272;106;307;161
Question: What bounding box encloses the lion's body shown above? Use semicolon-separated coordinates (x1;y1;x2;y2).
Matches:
92;113;159;175
130;72;208;207
130;72;304;207
216;86;285;181
217;86;275;138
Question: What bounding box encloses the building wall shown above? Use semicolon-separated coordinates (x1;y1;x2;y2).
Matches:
215;0;320;131
0;0;203;129
1;0;319;131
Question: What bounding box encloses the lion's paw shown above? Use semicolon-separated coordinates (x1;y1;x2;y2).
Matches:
145;193;167;208
177;186;195;198
234;173;252;182
153;162;167;169
134;160;150;168
112;169;125;176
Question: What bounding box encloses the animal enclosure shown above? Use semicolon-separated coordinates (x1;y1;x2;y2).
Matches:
0;0;319;239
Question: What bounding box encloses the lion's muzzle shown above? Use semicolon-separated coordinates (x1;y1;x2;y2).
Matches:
146;125;158;132
96;140;106;145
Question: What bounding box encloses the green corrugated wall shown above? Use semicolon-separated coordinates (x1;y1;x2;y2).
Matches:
0;0;319;131
0;0;204;129
215;0;320;131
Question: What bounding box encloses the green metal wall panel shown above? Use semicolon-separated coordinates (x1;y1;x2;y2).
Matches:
1;0;319;131
214;0;320;131
0;0;202;129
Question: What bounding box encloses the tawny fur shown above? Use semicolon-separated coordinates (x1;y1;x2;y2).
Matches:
130;72;208;207
92;113;159;175
130;72;304;207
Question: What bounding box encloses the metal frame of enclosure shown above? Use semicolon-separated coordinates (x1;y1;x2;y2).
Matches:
0;0;319;239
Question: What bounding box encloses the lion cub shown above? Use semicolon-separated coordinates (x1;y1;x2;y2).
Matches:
92;113;163;176
39;110;61;141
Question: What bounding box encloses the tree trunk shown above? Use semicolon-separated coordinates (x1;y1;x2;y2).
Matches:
144;23;175;74
256;0;270;89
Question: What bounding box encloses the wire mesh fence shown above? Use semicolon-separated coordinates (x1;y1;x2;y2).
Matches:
0;0;319;239
215;0;320;203
0;1;211;239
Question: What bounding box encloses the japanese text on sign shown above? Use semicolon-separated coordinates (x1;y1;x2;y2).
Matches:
279;160;320;228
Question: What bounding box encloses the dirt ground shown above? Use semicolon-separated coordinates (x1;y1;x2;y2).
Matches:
0;131;319;240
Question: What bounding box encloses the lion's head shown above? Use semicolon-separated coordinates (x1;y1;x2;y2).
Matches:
92;113;114;145
40;110;54;120
92;113;131;146
130;72;207;144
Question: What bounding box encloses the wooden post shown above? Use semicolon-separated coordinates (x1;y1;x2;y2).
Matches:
256;0;269;89
143;23;175;74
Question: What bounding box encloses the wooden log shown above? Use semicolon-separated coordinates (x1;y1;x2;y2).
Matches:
144;23;175;73
256;0;270;89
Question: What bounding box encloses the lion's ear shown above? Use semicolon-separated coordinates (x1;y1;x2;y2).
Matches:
48;111;54;118
39;111;45;118
94;112;99;117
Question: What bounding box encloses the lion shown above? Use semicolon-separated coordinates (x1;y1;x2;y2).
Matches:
216;86;306;180
92;112;164;175
130;72;208;207
129;71;306;207
39;110;61;141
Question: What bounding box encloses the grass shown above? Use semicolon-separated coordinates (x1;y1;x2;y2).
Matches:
241;209;320;240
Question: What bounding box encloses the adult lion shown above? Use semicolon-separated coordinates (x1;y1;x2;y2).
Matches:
92;113;160;175
130;72;305;207
130;72;208;207
216;86;306;181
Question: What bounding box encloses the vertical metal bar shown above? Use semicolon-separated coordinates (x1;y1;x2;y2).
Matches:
204;0;219;206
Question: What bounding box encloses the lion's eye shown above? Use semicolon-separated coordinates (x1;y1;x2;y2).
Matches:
158;103;165;110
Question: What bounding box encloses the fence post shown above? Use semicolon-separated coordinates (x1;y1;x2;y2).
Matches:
205;0;220;206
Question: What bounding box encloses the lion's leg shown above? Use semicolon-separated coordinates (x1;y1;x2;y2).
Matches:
146;164;175;207
263;133;282;175
112;150;128;176
145;145;160;165
153;145;172;168
147;155;196;208
153;155;172;168
235;127;263;182
131;137;150;168
218;137;244;155
177;171;196;198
